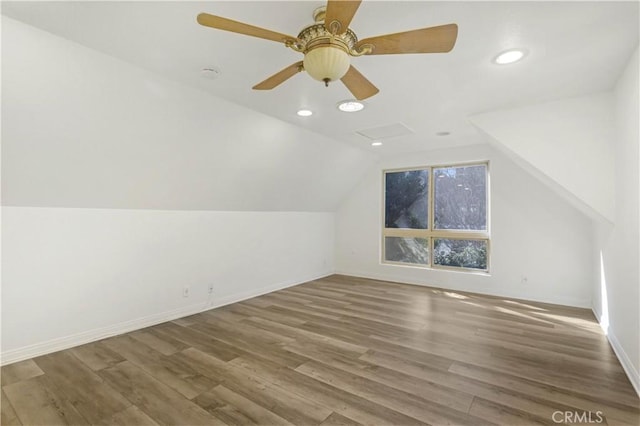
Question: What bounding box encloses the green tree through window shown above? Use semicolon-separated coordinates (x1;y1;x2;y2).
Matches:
383;163;489;271
385;170;428;229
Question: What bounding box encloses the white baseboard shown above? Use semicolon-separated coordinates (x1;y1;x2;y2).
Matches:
0;272;332;366
207;271;332;311
0;302;209;366
608;331;640;398
592;308;640;398
335;270;591;308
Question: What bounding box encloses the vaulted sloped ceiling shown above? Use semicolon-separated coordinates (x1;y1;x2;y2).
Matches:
470;92;617;223
2;17;375;212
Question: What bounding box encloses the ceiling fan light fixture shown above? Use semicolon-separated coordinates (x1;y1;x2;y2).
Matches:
494;49;526;65
197;4;459;99
337;100;364;112
303;46;350;84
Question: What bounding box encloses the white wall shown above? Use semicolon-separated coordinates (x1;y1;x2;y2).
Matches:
0;18;369;363
593;47;640;396
335;144;594;308
1;207;334;364
469;93;615;222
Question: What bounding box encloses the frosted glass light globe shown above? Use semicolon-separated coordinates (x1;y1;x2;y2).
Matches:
303;46;350;82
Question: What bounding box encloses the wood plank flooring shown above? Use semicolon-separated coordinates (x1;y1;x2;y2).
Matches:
2;275;639;425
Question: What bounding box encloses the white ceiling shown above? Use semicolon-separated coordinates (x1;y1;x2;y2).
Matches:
2;1;638;155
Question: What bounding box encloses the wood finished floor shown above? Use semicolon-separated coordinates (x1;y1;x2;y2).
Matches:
1;275;638;426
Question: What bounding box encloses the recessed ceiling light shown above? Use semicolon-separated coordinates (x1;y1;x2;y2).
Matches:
436;131;451;136
494;49;526;65
371;141;382;146
337;100;365;112
297;109;313;117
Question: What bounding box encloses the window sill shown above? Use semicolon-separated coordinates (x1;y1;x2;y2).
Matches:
381;261;491;276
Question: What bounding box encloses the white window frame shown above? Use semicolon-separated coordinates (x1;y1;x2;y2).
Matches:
381;161;491;272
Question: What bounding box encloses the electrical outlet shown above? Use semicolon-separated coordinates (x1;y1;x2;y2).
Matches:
208;283;214;294
183;285;190;298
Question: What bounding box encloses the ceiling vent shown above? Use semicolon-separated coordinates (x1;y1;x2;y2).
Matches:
356;122;414;140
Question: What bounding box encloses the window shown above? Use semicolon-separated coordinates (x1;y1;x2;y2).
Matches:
383;163;489;271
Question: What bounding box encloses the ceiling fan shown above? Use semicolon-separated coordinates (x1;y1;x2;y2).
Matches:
197;1;458;100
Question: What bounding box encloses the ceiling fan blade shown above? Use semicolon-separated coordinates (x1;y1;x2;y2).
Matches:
197;13;297;44
340;65;379;100
324;0;362;34
356;24;458;55
253;61;304;90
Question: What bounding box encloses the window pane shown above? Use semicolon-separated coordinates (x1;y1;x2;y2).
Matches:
385;170;428;229
384;237;429;265
433;239;487;270
434;165;487;230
